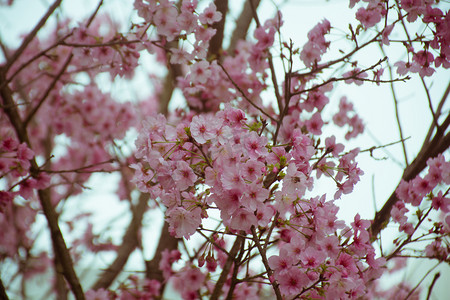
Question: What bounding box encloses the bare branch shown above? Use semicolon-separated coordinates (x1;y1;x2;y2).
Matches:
0;276;10;300
4;0;63;72
370;113;450;239
92;193;149;290
23;53;73;127
228;0;261;54
208;0;228;60
378;43;409;166
0;71;85;300
251;226;282;300
210;235;244;300
218;62;276;122
145;222;179;295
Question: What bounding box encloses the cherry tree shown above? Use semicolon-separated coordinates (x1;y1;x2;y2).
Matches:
0;0;449;299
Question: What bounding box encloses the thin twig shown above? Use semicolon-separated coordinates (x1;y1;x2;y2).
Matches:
378;43;409;166
426;272;441;300
405;262;440;300
23;53;73;127
4;0;63;72
251;226;282;300
218;62;276;122
210;235;244;300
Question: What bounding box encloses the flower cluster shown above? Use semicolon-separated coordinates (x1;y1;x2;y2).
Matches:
300;19;331;67
393;154;450;260
132;101;387;298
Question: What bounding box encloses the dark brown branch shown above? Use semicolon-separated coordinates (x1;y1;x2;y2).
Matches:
23;53;73;127
3;0;63;72
0;71;85;300
208;0;228;60
370;113;450;240
423;81;450;147
145;221;179;295
158;38;183;116
159;63;182;116
92;193;149;290
251;226;282;299
426;272;441;300
225;236;246;299
378;43;409;166
210;235;244;300
0;276;10;300
292;35;381;78
227;0;261;54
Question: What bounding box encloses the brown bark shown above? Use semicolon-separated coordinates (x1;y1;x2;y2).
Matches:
210;235;244;300
228;0;261;54
208;0;228;60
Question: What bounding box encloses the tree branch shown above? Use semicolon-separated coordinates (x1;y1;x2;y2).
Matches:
0;71;85;300
0;276;10;300
370;113;450;239
145;221;179;295
210;235;244;300
378;43;409;166
251;226;282;299
4;0;63;72
208;0;228;60
227;0;261;54
92;193;149;290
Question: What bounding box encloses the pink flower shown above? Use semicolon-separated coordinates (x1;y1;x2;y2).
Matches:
159;249;181;280
1;137;18;151
230;208;258;231
167;207;201;239
221;167;244;190
241;159;264;181
17;143;34;161
356;5;383;28
391;201;408;225
305;112;323;135
190;115;216;144
243;131;268;159
282;164;308;196
394;61;412;75
177;11;197;34
325;136;344;157
255;205;275;227
189;61;211;84
173;161;197;190
343;68;368;85
381;24;395;45
199;2;222;25
300;247;326;269
424;240;448;260
173;266;206;294
300;42;322;67
336;253;358;274
277;266;309;296
254;26;275;51
399;222;414;235
268;249;295;274
85;288;110;300
432;191;450;213
243;182;269;210
411;176;433;196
